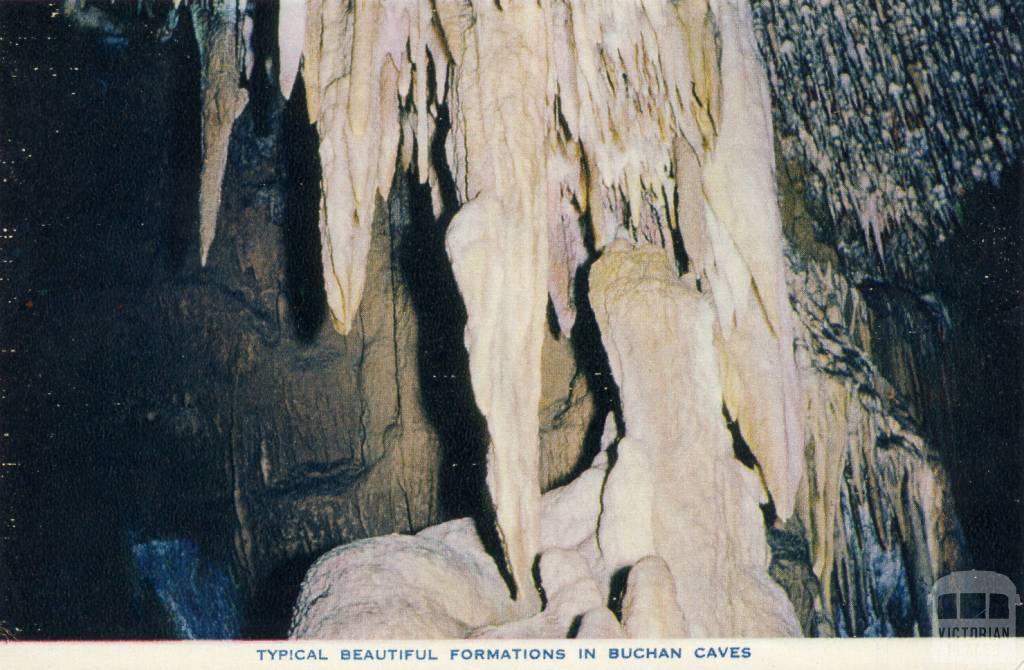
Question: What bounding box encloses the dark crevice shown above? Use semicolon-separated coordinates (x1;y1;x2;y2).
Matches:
668;185;689;275
400;101;519;601
532;554;547;610
723;403;757;469
566;614;583;638
569;247;625;476
607;565;631;622
281;70;327;342
545;297;560;337
722;404;777;526
162;7;201;273
245;0;282;137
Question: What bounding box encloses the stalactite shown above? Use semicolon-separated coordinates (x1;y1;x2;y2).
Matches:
694;0;805;519
276;0;304;101
191;0;250;266
301;2;410;335
788;252;965;635
438;2;552;613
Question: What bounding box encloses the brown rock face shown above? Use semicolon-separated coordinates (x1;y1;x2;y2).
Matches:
140;125;595;630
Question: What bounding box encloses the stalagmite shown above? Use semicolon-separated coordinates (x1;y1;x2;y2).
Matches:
621;556;687;639
589;243;800;636
596;436;655;574
192;0;250;266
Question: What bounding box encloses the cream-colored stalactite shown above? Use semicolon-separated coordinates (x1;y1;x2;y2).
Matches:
192;0;250;266
563;0;702;250
523;0;720;334
683;0;805;520
304;1;410;334
277;0;305;100
301;1;448;334
589;244;800;636
440;2;550;615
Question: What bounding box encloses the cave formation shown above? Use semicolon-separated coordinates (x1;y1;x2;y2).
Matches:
0;0;1021;640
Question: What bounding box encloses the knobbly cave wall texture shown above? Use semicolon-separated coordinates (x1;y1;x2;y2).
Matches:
0;0;1020;639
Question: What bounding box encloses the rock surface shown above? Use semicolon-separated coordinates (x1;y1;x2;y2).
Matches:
290;520;518;639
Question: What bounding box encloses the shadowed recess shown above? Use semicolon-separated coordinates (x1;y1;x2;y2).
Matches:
281;71;327;342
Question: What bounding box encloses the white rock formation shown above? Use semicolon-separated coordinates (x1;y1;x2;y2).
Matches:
302;1;411;335
621;556;687;639
596;436;655;575
290;519;519;639
468;548;604;639
575;608;625;639
290;467;614;640
440;2;551;614
696;0;804;520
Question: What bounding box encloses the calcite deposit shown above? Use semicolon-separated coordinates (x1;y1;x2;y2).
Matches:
55;0;1019;640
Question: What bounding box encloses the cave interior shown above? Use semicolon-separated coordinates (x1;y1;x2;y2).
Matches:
0;0;1021;640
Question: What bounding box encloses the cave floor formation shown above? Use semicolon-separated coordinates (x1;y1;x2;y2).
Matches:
0;0;1021;640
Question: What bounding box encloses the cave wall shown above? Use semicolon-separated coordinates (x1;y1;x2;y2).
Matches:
751;0;1022;285
132;102;597;632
